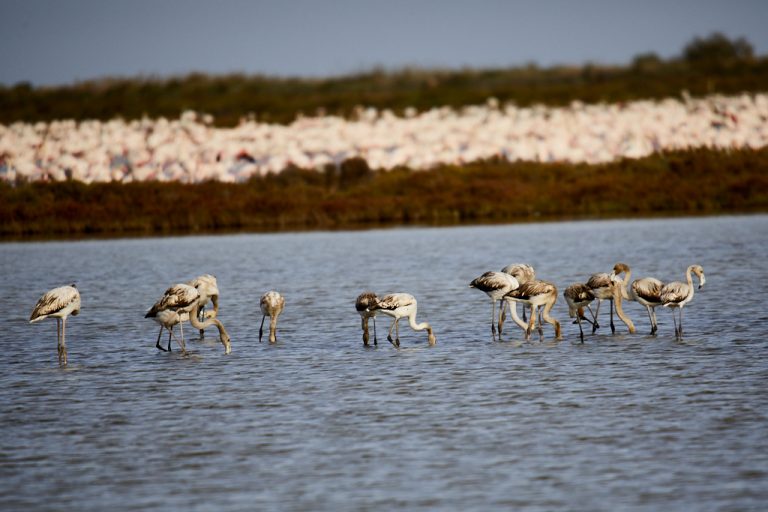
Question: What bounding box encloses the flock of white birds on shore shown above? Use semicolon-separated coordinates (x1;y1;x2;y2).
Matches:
3;93;767;184
30;263;706;366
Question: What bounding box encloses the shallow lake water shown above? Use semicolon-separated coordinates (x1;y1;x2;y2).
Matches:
1;215;767;511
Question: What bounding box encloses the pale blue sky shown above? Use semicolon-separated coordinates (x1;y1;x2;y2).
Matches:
1;0;766;86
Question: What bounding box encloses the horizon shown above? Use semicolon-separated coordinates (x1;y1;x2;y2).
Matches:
2;0;767;87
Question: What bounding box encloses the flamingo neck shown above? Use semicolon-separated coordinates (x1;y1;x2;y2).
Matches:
685;267;696;301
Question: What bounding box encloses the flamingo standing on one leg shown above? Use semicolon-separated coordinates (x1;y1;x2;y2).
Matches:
504;280;561;341
629;277;664;335
586;262;634;334
660;265;706;339
145;283;199;354
500;263;535;322
469;271;519;339
355;291;379;346
367;293;436;347
29;284;81;366
563;283;596;343
260;291;285;343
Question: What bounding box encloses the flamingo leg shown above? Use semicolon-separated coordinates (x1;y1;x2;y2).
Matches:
609;299;616;334
373;317;377;345
521;303;527;323
361;316;369;346
651;307;658;335
167;328;173;352
259;315;266;342
537;308;544;341
167;326;185;353
155;325;168;351
179;320;186;353
60;318;68;366
670;309;679;339
576;313;585;343
678;308;684;338
387;318;397;346
592;300;602;333
491;300;497;339
199;305;206;338
525;305;535;341
395;318;401;347
645;306;653;334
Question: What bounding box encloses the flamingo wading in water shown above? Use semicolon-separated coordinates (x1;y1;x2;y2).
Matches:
586;262;634;334
146;283;232;354
260;291;285;343
630;277;665;335
30;284;81;366
355;291;379;345
187;274;220;338
563;283;596;343
501;263;535;322
367;293;436;347
660;265;706;339
504;280;561;341
469;271;519;339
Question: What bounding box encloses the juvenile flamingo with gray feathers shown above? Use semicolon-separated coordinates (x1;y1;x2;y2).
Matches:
504;280;561;341
563;283;596;343
629;277;665;335
30;284;81;366
586;262;634;334
260;291;285;343
146;283;232;354
469;271;519;339
660;265;706;339
355;291;379;345
367;293;436;347
501;263;535;322
187;274;219;338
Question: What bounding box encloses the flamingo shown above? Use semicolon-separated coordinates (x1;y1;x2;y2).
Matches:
586;262;634;334
501;263;535;322
146;283;232;354
469;271;519;339
260;291;285;343
629;277;664;335
145;283;199;353
367;293;436;347
660;265;706;339
504;280;561;341
29;284;81;366
187;274;219;338
563;283;596;343
355;291;379;346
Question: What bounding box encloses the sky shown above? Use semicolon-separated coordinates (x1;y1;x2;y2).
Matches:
1;0;767;87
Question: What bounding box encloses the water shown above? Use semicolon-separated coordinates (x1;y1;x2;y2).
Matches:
1;215;767;511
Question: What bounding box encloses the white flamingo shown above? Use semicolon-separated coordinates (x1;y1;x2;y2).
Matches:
501;263;535;322
469;271;519;339
367;293;436;347
629;277;665;335
355;291;379;345
563;283;596;343
504;280;561;341
29;284;81;366
660;265;706;339
586;262;634;334
260;291;285;343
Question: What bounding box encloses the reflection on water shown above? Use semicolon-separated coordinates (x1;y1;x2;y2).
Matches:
1;215;767;511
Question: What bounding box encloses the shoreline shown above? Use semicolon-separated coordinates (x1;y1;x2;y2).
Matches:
2;147;766;241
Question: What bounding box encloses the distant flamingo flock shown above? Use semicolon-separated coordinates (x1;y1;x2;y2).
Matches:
3;93;767;183
29;262;706;366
